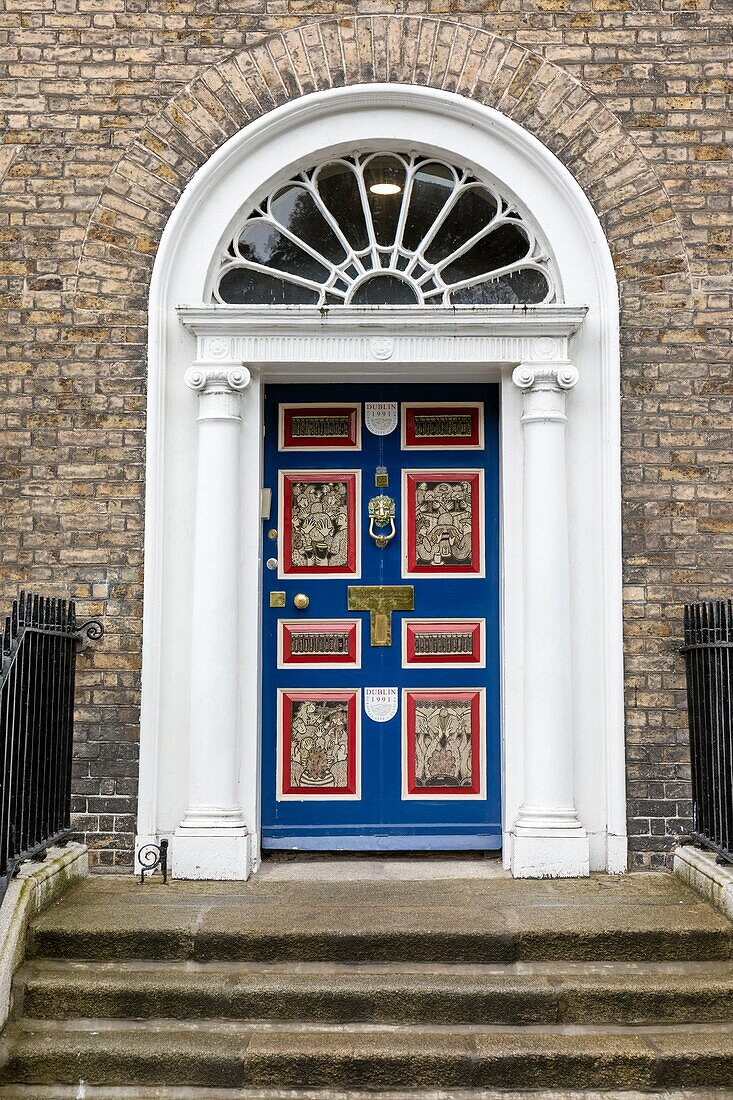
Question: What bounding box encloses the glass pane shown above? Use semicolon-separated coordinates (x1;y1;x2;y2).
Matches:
450;268;549;305
403;161;455;252
316;162;369;251
350;275;419;305
424;186;498;265
364;155;407;247
270;185;346;266
237;223;330;284
441;223;530;285
218;268;320;305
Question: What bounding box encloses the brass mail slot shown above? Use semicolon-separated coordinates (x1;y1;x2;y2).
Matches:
347;585;414;647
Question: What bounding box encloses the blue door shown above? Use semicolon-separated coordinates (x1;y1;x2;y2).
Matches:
261;383;501;850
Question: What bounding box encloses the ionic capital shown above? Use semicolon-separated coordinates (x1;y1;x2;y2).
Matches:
512;363;579;393
185;365;251;394
184;365;251;422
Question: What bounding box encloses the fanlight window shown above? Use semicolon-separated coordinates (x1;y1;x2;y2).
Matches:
214;152;556;307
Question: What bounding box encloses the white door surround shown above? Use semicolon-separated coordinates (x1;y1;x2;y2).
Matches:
136;85;626;880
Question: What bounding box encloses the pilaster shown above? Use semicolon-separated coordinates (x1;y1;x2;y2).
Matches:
173;365;252;880
510;361;590;879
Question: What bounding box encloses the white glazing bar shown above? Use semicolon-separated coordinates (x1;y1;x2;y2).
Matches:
214;152;557;308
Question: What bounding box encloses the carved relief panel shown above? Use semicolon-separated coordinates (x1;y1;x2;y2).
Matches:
279;471;360;578
402;689;485;800
402;470;484;577
278;689;361;800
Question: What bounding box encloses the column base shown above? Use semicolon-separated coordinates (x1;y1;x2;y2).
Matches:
172;827;251;881
511;830;590;879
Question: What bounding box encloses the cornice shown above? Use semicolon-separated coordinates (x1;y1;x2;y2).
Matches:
178;305;588;368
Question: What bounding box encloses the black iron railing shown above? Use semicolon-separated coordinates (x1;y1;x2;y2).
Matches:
682;600;733;864
0;592;103;903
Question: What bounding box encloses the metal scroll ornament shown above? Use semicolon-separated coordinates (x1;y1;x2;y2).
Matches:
137;838;169;885
368;494;396;548
75;618;104;644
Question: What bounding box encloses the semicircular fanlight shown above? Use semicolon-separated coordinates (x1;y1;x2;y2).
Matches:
213;152;556;307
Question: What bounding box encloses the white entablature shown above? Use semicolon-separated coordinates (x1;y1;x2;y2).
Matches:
178;305;587;374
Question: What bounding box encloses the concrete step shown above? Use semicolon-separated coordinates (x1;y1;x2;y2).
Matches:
3;1018;733;1090
27;876;733;963
14;959;733;1026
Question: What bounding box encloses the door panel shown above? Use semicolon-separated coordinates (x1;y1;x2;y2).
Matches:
261;383;501;850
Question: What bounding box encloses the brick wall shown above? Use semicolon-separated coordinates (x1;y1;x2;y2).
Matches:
0;3;729;870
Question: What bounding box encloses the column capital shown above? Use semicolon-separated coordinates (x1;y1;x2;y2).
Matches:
184;365;251;422
184;364;251;394
512;362;579;393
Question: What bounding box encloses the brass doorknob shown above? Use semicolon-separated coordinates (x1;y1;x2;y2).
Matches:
293;593;310;610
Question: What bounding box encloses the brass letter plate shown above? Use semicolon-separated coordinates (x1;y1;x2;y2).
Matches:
347;585;414;647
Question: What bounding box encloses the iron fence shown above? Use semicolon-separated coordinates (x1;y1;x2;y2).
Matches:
682;599;733;864
0;592;102;903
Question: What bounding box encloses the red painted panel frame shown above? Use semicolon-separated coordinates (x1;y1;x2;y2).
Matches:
279;404;360;451
402;403;483;449
279;689;360;798
403;470;483;577
403;689;483;798
404;620;483;667
280;470;360;578
279;620;360;668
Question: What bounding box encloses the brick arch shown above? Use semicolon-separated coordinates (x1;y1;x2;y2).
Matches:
73;16;690;323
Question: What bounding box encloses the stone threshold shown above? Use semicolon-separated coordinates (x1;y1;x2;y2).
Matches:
254;856;509;882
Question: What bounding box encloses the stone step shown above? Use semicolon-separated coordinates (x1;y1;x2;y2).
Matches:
0;1089;730;1100
27;876;733;964
3;1018;733;1090
14;959;733;1026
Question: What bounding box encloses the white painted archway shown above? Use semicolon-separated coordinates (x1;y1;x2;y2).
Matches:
136;85;626;879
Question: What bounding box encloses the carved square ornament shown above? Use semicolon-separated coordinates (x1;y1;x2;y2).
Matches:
277;689;361;800
402;470;484;578
402;689;485;800
279;471;360;578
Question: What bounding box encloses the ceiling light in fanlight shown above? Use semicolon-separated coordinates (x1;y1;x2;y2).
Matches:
369;182;402;196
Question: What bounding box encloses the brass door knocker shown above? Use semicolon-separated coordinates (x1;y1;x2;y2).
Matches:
368;494;396;548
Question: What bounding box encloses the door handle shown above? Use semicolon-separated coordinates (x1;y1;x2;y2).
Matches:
293;593;310;610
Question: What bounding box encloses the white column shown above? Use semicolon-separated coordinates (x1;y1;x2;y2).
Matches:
173;364;252;880
510;362;590;878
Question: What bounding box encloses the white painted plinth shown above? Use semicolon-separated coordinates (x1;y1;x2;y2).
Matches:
173;828;251;881
512;833;590;879
606;833;629;876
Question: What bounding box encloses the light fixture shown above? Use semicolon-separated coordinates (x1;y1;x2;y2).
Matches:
369;182;401;196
